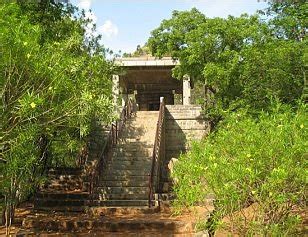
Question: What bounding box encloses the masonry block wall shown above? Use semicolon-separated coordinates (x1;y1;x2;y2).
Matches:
162;105;210;191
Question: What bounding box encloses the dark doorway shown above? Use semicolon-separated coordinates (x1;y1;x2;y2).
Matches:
149;103;160;111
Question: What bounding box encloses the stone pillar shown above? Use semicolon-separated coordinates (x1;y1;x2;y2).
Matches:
183;74;191;105
112;74;119;106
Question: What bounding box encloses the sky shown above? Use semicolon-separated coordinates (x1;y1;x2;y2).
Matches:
71;0;269;54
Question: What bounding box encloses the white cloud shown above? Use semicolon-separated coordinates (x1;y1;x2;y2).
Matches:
98;20;119;38
77;0;92;10
84;10;97;24
83;11;98;37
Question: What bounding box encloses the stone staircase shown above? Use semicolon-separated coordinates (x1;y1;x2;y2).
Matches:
34;167;90;212
34;111;159;212
94;111;159;207
22;108;212;235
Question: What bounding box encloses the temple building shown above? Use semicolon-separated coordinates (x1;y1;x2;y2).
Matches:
113;57;192;110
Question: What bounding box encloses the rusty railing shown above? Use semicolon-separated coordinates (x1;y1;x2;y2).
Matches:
148;97;166;207
88;98;134;198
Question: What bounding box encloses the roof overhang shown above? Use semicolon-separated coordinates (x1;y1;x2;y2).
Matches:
115;57;179;67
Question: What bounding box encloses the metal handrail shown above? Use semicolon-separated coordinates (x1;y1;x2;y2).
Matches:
148;97;166;207
88;98;134;199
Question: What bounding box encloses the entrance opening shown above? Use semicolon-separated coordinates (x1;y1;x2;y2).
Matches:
149;103;160;111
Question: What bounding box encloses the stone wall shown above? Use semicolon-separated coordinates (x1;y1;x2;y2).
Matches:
161;105;210;191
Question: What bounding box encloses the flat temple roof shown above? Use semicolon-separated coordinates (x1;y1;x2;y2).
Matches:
115;57;179;67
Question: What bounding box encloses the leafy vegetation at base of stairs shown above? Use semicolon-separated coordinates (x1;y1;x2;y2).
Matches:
172;102;307;235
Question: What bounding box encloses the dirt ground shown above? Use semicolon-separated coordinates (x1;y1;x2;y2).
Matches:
0;203;214;236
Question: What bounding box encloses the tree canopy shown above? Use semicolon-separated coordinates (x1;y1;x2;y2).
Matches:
148;4;306;121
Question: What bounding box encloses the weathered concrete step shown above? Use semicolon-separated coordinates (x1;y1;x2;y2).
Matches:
115;143;153;149
45;180;83;187
41;186;85;193
88;206;159;216
34;199;87;208
97;193;148;200
36;192;89;200
118;135;156;141
97;187;148;194
99;180;148;187
126;118;158;123
122;125;156;130
105;165;151;172
40;187;85;193
91;199;149;207
110;156;152;162
100;175;151;182
22;216;193;233
107;159;152;166
106;163;151;170
165;114;205;120
103;170;150;176
104;165;151;172
113;149;153;156
32;206;85;212
47;175;83;182
118;140;154;147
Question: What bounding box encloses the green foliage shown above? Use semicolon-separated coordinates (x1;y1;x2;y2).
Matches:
148;6;306;121
0;1;114;226
148;2;307;235
264;0;307;40
172;103;307;235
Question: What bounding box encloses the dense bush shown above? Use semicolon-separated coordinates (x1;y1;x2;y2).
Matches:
172;103;307;235
0;2;114;227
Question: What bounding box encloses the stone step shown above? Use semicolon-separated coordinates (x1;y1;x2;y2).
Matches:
34;198;87;208
113;150;153;157
107;159;152;166
36;192;89;200
93;199;149;206
165;113;204;120
105;163;152;170
47;174;83;181
123;124;157;129
99;180;148;187
118;135;156;141
97;187;148;195
115;143;153;149
45;179;83;186
32;206;85;212
42;184;84;192
87;206;159;216
110;155;153;162
98;193;148;200
22;215;193;233
100;175;150;182
102;169;150;176
117;138;154;143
